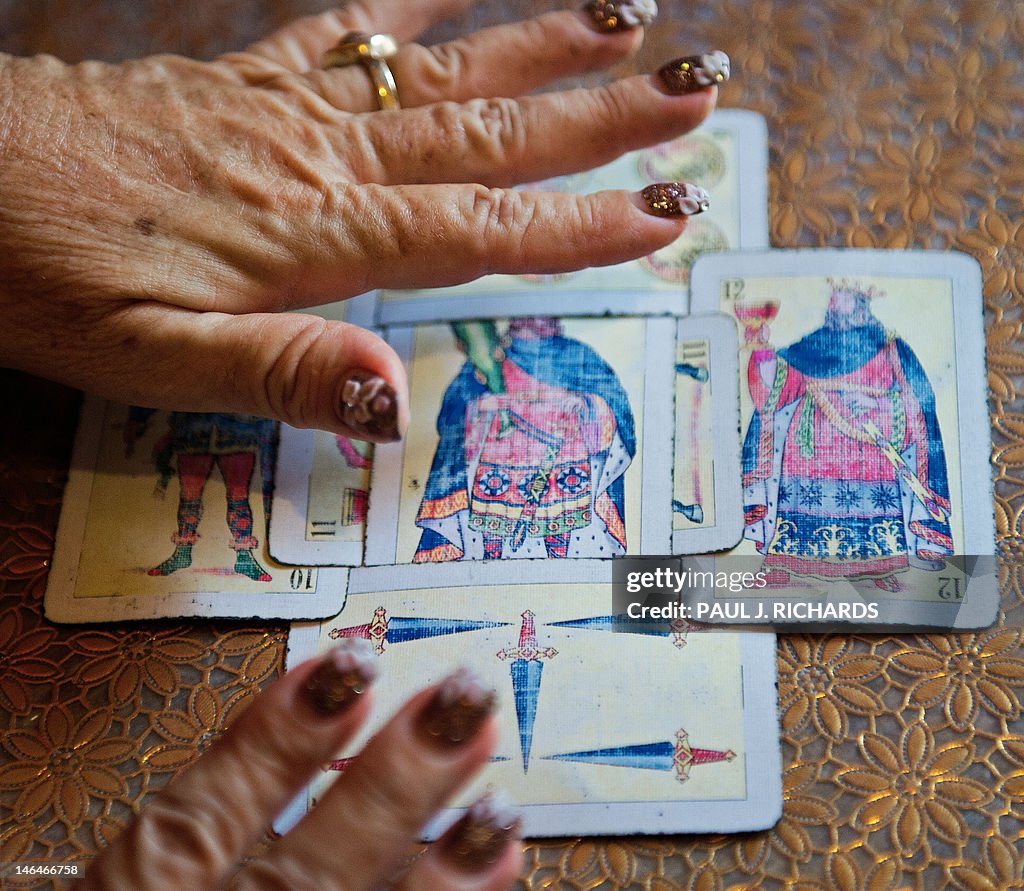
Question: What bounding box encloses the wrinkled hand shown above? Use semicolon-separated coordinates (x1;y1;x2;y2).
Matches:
76;639;519;890
0;0;717;440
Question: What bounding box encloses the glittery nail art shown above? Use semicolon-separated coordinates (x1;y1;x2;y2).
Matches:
303;637;378;716
339;369;399;442
583;0;658;32
659;50;731;93
438;791;522;873
641;182;710;216
418;666;496;748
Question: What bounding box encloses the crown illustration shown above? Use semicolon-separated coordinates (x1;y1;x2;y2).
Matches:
827;277;886;301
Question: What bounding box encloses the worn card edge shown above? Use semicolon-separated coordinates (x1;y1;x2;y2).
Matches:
671;313;745;554
44;397;349;623
269;425;365;567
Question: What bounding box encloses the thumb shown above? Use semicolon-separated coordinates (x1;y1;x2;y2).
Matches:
98;304;409;442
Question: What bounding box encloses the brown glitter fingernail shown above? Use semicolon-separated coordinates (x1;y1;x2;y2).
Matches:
641;182;710;216
338;369;400;442
583;0;658;32
658;50;731;93
417;667;496;748
437;791;522;873
303;637;378;717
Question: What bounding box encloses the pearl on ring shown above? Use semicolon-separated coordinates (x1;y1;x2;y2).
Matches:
322;32;401;111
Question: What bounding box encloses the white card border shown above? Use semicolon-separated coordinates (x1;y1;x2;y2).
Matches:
726;108;771;258
44;397;349;623
349;558;614;594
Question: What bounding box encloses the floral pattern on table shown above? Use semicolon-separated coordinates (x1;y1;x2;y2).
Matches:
2;1;1024;888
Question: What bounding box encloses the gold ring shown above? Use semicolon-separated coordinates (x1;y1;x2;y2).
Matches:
322;32;401;111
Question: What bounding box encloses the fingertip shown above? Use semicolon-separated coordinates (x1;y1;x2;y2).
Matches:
412;666;501;758
335;367;406;443
404;844;522;891
572;7;647;58
645;75;720;131
255;315;409;443
580;0;658;36
400;791;523;891
436;792;522;873
576;187;695;261
294;637;379;723
348;667;502;776
225;638;379;758
313;323;408;443
654;50;731;99
634;181;710;218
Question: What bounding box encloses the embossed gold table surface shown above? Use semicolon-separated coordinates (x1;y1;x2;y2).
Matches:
2;1;1023;888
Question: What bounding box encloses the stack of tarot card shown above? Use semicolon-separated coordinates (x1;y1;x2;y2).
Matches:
45;109;997;838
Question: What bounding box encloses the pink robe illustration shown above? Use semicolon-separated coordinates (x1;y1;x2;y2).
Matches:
740;285;953;590
414;318;635;562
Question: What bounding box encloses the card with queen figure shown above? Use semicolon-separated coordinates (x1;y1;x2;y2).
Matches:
689;249;997;628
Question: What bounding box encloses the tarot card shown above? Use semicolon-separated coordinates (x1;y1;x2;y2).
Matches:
688;249;997;628
44;398;348;622
269;426;372;566
672;314;744;553
373;109;768;325
363;316;678;586
275;574;780;837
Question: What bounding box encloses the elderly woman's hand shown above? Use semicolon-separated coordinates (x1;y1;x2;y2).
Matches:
75;639;519;890
0;0;721;441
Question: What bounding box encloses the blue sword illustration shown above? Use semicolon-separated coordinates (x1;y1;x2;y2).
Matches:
496;610;557;772
547;614;709;648
546;729;735;782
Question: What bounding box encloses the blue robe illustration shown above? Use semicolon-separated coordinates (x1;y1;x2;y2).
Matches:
414;319;635;561
741;288;952;589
